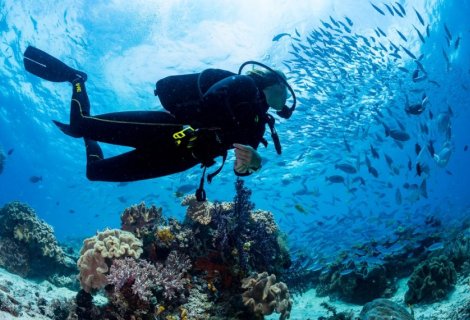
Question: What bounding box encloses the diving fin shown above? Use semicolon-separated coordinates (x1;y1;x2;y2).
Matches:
52;120;82;138
23;46;87;83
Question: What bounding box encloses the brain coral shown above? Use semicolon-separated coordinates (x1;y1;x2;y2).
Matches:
404;255;457;304
78;228;143;293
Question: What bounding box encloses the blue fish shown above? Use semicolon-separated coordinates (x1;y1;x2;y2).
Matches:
427;242;444;252
370;2;386;15
392;4;404;17
384;3;395;16
400;45;417;59
396;30;408;42
272;33;291;41
395;2;406;16
444;23;452;40
339;269;355;276
413;7;425;26
413;25;426;43
325;175;345;183
389;129;410;141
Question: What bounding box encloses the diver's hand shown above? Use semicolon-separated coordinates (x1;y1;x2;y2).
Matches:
233;143;262;174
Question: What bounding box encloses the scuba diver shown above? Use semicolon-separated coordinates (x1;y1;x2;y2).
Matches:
23;46;296;201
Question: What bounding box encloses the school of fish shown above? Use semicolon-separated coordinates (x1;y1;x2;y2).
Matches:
266;1;463;273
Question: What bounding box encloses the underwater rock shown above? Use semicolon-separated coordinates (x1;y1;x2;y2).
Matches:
404;255;457;304
316;264;390;304
0;267;76;319
359;298;413;320
0;201;74;279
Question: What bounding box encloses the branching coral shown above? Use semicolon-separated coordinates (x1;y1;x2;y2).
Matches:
241;272;292;320
106;251;191;304
77;229;143;293
107;257;159;301
159;251;192;301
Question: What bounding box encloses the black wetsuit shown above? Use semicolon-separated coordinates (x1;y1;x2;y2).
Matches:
70;69;270;182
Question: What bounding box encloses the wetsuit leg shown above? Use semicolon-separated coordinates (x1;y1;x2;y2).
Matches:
69;80;182;148
68;79;198;181
85;145;200;181
74;110;183;148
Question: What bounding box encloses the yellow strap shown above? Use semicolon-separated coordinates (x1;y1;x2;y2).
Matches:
172;126;194;140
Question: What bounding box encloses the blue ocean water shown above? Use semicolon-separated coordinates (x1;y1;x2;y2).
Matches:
0;0;469;282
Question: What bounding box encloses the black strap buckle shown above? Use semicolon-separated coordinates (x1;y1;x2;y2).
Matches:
267;114;282;155
195;151;227;202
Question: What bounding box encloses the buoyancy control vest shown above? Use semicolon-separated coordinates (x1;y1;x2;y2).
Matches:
153;67;282;201
154;69;235;125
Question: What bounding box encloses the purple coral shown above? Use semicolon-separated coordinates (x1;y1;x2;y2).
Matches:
107;257;158;301
158;251;192;301
106;251;191;303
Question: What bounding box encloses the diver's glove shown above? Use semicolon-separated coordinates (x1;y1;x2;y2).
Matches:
233;143;262;175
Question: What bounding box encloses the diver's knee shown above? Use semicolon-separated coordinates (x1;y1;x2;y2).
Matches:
86;166;100;181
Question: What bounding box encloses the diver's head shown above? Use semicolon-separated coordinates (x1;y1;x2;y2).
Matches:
247;69;288;111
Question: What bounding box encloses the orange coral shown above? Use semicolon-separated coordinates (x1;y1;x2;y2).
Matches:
194;254;233;289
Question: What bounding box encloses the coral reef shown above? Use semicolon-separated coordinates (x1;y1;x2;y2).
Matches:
0;201;75;279
359;298;413;320
206;179;291;276
65;178;292;319
77;228;143;293
241;271;292;320
404;254;457;304
121;201;163;239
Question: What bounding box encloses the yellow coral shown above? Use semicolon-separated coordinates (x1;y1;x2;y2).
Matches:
155;305;165;316
179;307;188;320
156;227;175;243
207;280;217;293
